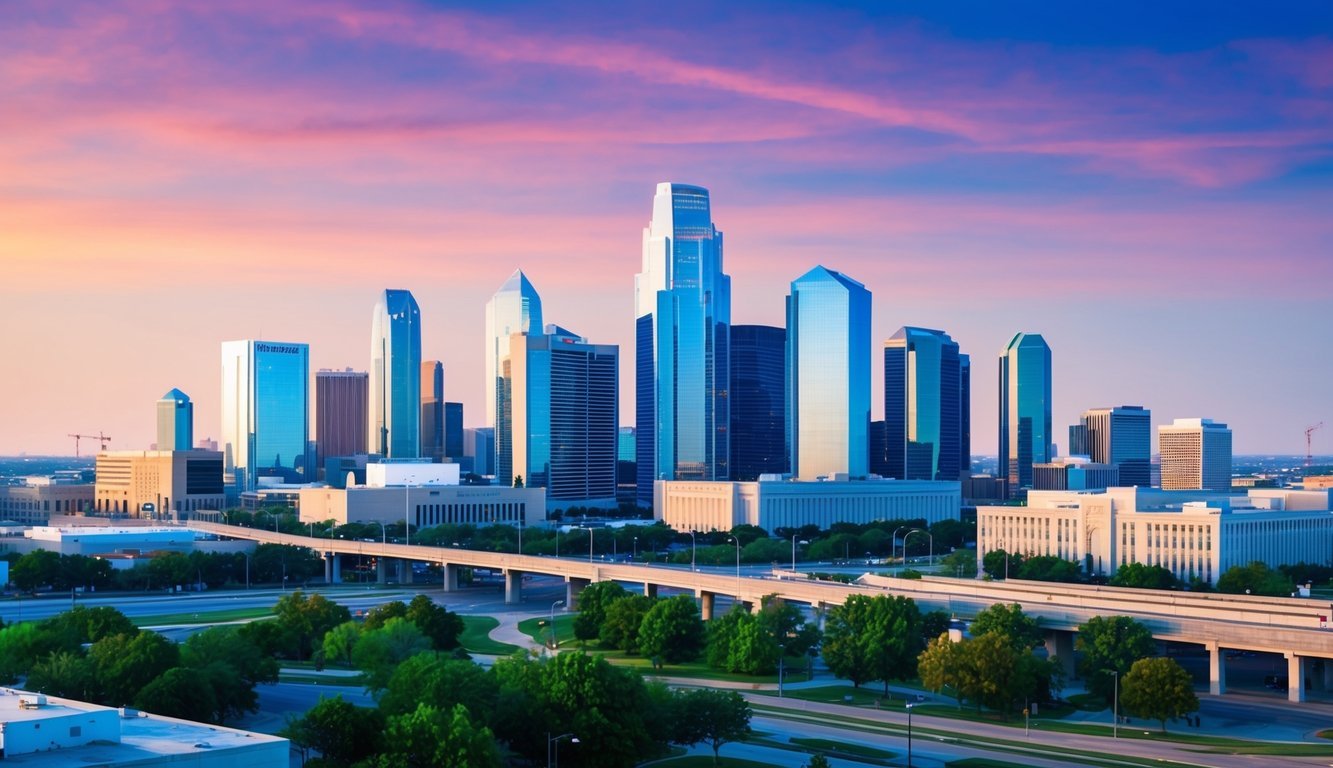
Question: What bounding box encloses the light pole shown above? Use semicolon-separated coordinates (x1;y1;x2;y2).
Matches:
906;528;934;568
547;732;578;768
1112;669;1120;739
634;535;639;562
892;525;910;568
403;484;412;546
549;599;564;650
582;527;594;562
728;536;741;578
790;534;808;572
906;701;916;767
686;531;695;571
243;551;250;590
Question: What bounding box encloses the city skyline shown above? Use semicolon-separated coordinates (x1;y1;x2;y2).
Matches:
3;3;1331;456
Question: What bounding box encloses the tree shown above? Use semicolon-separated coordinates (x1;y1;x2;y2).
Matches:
513;474;524;488
181;626;279;722
1076;616;1156;703
273;590;352;661
26;650;100;701
917;633;966;707
134;667;218;723
0;621;81;684
670;688;752;765
1110;563;1178;590
599;594;655;654
354;617;431;693
1217;561;1293;596
971;603;1041;650
322;621;361;668
638;594;706;665
804;756;833;768
1120;657;1199;732
939;549;978;578
363;600;409;631
920;610;951;644
821;594;921;696
91;631;180;706
379;653;499;719
406;594;464;651
371;703;501;768
574;581;627;643
283;695;385;766
1017;556;1081;583
10;549;61;591
982;549;1022;579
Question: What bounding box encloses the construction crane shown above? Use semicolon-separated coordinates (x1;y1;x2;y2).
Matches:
68;432;111;457
1307;422;1325;467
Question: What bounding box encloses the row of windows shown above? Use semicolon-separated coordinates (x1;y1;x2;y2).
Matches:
414;502;528;527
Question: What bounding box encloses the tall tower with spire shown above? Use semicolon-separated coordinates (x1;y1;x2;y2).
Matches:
370;289;422;458
486;270;543;479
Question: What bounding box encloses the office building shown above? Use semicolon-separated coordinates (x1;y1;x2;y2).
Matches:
486;269;543;431
500;325;618;509
635;182;732;506
730;324;787;480
444;402;464;459
420;360;445;461
787;266;871;479
998;332;1052;498
869;420;889;477
299;484;546;528
1160;418;1233;492
656;477;960;533
0;477;95;525
315;368;368;467
1075;406;1152;487
1032;456;1120;491
884;327;966;481
977;486;1333;584
221;340;310;491
959;353;971;475
94;450;225;518
464;427;495;477
370;289;422;458
155;388;193;452
1068;423;1088;457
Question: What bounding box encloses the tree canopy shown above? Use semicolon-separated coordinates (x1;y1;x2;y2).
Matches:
1075;615;1156;703
1120;657;1199;732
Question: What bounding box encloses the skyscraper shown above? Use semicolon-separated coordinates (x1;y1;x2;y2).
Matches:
444;402;464;459
1077;406;1152;487
420;360;445;461
464;427;495;477
730;324;786;480
221;340;310;491
635;182;731;505
370;289;422;458
1160;418;1232;491
998;332;1052;498
786;266;871;480
315;368;368;465
500;325;618;507
486;270;543;478
959;354;971;475
883;327;966;481
156;388;193;452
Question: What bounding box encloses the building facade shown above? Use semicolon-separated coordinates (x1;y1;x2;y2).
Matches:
730;324;787;480
299;484;546;528
635;182;732;506
464;427;495;477
884;327;966;481
369;289;422;458
94;450;225;518
1032;456;1120;491
998;332;1052;498
315;368;368;467
0;480;95;525
1077;405;1151;487
787;266;871;480
221;340;310;491
959;353;971;475
1160;418;1233;492
156;388;193;452
656;477;961;533
420;360;445;461
444;402;464;459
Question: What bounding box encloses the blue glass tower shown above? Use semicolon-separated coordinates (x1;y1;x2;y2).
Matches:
959;353;971;474
730;324;786;480
998;332;1052;498
370;289;422;458
156;388;193;451
221;340;310;491
883;327;964;481
786;266;871;479
635;183;731;506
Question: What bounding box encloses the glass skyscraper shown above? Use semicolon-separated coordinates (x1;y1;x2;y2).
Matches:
156;388;193;452
635;183;731;506
883;327;966;481
998;332;1052;498
486;270;543;477
730;324;786;480
370;289;422;458
221;340;310;491
1077;405;1152;486
315;368;368;466
420;360;445;461
786;266;871;479
960;353;971;474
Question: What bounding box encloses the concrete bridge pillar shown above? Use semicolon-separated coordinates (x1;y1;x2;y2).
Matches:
331;555;341;584
324;554;333;584
1043;629;1076;680
504;570;523;605
376;557;388;584
566;577;590;609
1286;653;1307;703
697;590;715;621
397;559;414;584
441;563;459;592
643;582;658;599
1321;659;1333;691
1206;641;1226;696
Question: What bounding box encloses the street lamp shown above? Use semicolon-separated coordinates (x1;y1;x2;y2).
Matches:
727;536;741;579
892;525;910;567
242;551;250;590
403;484;412;546
906;701;917;767
581;527;594;563
1112;669;1120;739
549;599;565;650
634;535;640;562
905;528;934;568
790;533;808;572
547;732;578;768
685;531;695;571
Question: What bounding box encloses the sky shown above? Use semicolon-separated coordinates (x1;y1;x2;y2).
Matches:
2;1;1331;457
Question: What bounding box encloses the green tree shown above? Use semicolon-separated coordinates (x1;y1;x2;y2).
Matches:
363;600;409;630
353;617;431;692
134;667;218;723
917;632;966;707
821;594;921;696
804;756;833;768
1076;615;1156;703
599;594;655;654
273;590;352;661
1216;561;1294;596
10;549;61;591
513;474;524;488
573;581;627;643
379;653;499;719
756;596;821;660
920;610;951;644
371;702;502;768
46;606;136;644
971;603;1042;650
91;631;180;706
670;688;752;766
26;650;100;701
638;594;706;666
405;594;464;651
322;621;361;668
1109;562;1179;590
1017;555;1082;583
1120;657;1199;732
181;626;278;722
0;621;81;684
939;549;978;578
283;695;385;766
982;549;1022;579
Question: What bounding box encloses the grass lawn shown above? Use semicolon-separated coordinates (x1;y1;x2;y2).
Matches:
790;737;895;759
517;613;576;647
1319;729;1333;741
459;615;521;655
769;684;1079;724
588;649;792;685
134;606;274;627
649;758;774;768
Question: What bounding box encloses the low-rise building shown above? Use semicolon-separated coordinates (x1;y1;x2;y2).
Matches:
0;478;95;525
0;688;286;767
298;483;546;528
1032;456;1119;491
977;487;1333;584
655;476;961;533
22;526;197;556
94;450;225;519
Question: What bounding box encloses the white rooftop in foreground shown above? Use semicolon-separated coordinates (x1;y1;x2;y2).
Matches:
0;688;287;767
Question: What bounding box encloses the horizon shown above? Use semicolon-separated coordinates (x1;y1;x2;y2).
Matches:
3;2;1331;456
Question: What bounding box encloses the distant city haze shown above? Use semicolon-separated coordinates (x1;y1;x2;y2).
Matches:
2;3;1330;456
